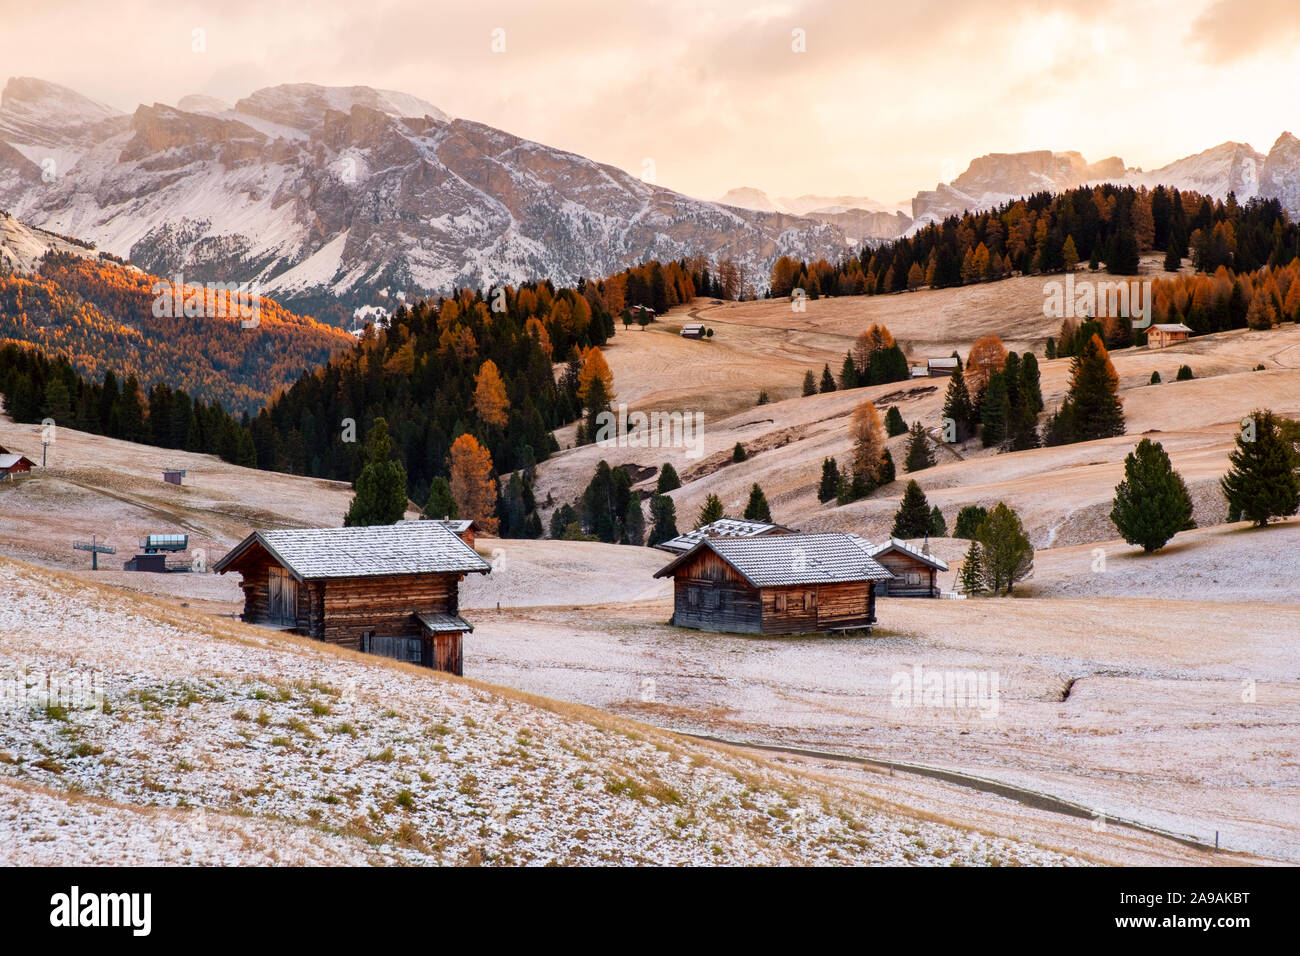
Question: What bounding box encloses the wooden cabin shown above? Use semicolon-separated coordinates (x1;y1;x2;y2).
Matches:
866;537;949;597
926;357;959;377
429;519;477;550
653;533;892;635
213;523;490;675
1147;323;1192;349
0;453;34;480
680;322;706;339
654;517;797;555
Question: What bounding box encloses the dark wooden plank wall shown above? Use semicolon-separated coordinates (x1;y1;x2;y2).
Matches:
876;553;938;597
319;573;458;648
670;550;763;633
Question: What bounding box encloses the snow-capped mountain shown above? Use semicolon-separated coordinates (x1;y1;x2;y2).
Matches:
0;78;848;307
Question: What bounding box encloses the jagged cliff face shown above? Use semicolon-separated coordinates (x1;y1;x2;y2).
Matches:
0;78;848;307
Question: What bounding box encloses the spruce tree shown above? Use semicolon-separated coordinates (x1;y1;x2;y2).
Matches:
819;363;837;393
344;418;409;526
422;476;458;520
839;353;858;389
743;483;772;523
904;421;935;472
656;462;681;494
885;405;907;437
817;457;839;503
879;447;896;486
958;540;985;595
647;495;679;546
929;505;946;537
1220;410;1300;527
696;493;725;528
976;503;1034;595
980;371;1009;447
732;442;747;462
1110;438;1195;552
953;505;987;539
1053;334;1125;443
802;370;817;396
891;480;933;538
624;496;645;546
1149;370;1161;385
940;357;975;441
1020;352;1043;414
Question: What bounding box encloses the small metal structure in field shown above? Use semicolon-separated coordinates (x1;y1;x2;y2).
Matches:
73;534;117;571
162;467;187;486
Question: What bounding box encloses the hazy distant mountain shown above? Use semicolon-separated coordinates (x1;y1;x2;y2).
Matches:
0;78;848;310
718;187;911;241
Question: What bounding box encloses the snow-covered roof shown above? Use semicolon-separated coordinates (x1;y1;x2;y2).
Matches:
214;523;490;581
927;357;959;369
655;533;893;587
863;536;950;571
430;519;476;534
417;612;474;634
0;453;33;469
1150;323;1192;333
655;517;795;554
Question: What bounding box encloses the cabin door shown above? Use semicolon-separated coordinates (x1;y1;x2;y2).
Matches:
267;568;298;626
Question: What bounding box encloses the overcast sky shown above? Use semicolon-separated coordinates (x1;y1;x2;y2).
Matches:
5;0;1300;203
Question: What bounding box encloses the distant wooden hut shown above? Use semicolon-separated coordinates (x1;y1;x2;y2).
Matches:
0;453;34;480
654;517;797;555
866;538;949;597
1147;323;1192;349
430;519;478;549
680;322;706;339
926;357;959;377
213;523;490;675
653;533;892;635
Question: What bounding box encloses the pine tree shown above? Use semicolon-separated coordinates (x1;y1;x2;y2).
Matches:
624;496;645;546
344;418;409;527
929;505;946;537
1110;438;1195;552
904;421;935;472
732;442;747;463
1176;364;1194;381
879;447;896;486
940;356;975;441
952;505;988;539
891;480;933;538
743;483;772;522
1051;334;1125;443
1220;409;1300;527
820;363;837;393
817;457;839;503
885;405;907;437
1164;246;1181;271
657;462;681;493
1020;352;1043;414
1150;370;1161;385
802;370;817;396
696;493;725;528
839;353;858;389
851;400;888;492
980;371;1009;447
647;494;679;546
421;476;458;519
958;539;985;595
976;503;1033;595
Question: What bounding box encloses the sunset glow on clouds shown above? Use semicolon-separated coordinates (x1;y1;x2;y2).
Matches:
4;0;1300;203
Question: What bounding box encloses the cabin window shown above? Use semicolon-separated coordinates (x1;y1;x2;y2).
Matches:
805;591;816;609
775;592;787;611
906;572;922;586
687;587;700;606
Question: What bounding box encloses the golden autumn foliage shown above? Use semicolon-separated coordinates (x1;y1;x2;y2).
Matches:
448;433;498;533
0;253;353;411
473;358;510;427
850;399;887;485
577;345;615;407
965;334;1008;405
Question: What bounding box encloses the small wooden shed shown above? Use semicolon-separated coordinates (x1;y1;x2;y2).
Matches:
926;357;959;377
653;533;892;635
1147;323;1192;349
866;537;949;597
0;453;34;480
213;523;490;675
